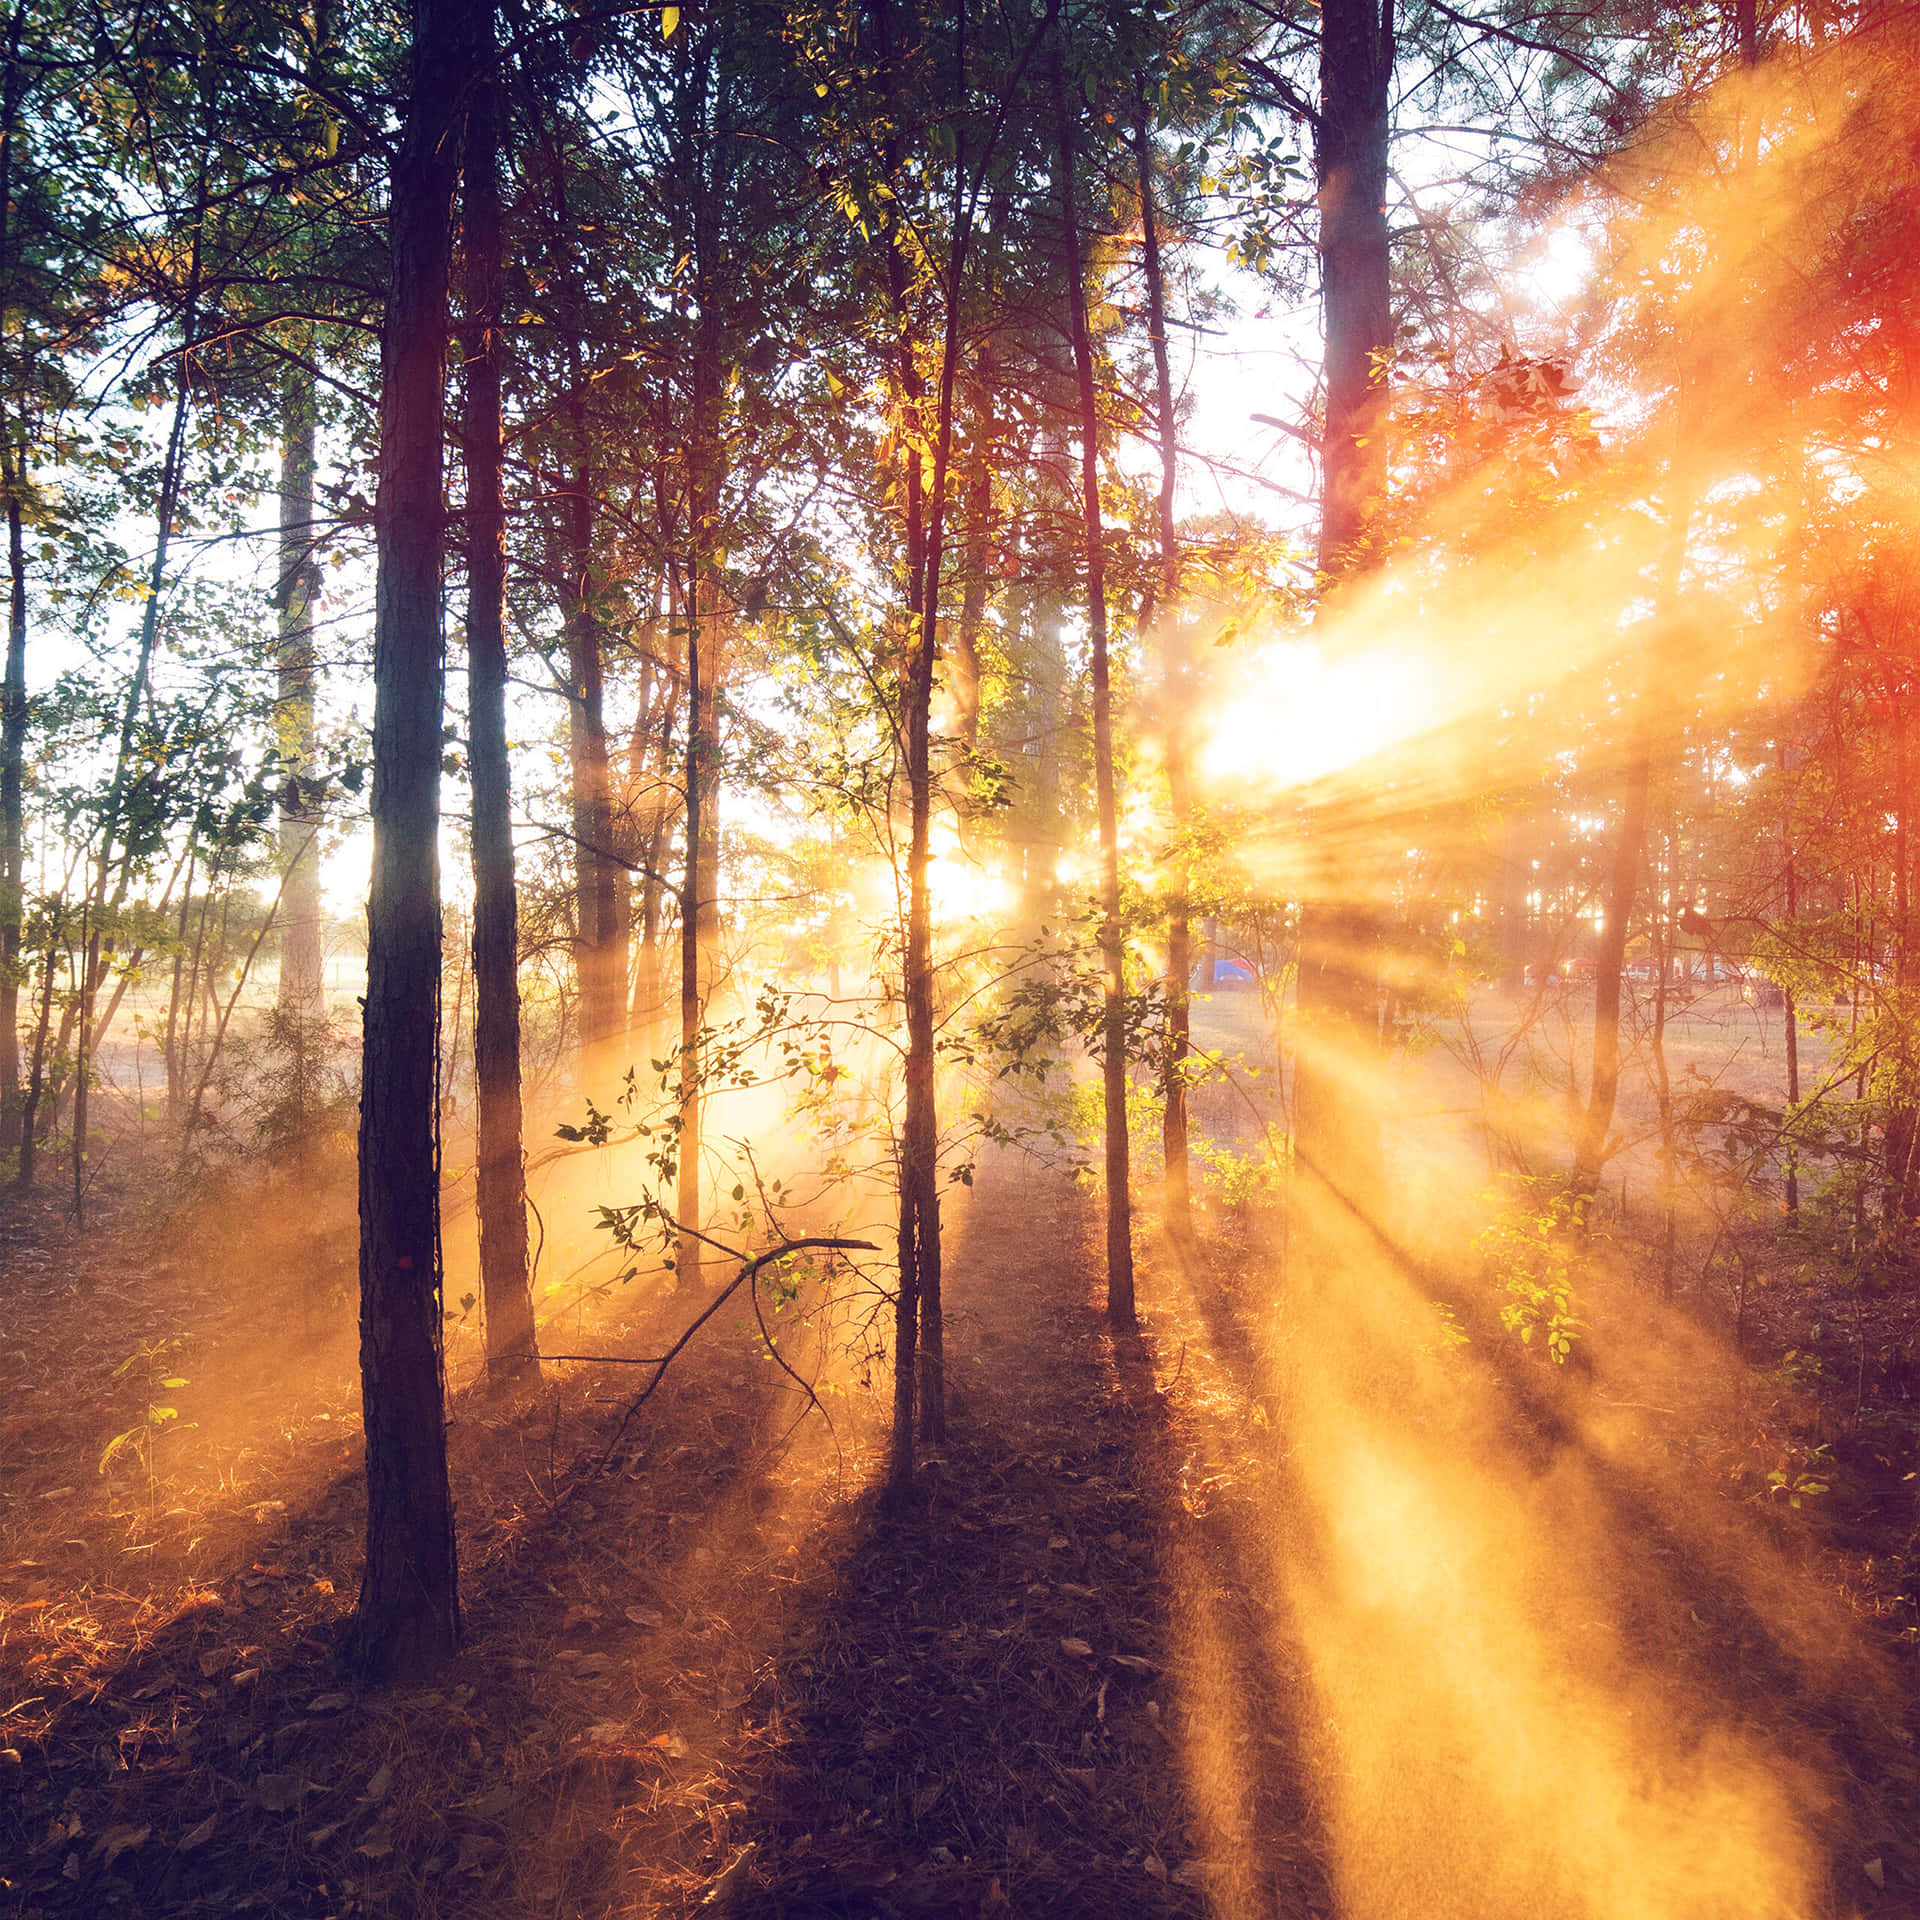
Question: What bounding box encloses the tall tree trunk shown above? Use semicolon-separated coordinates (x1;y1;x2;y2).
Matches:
878;0;929;1492
1055;41;1134;1330
275;363;325;1016
630;594;679;1038
905;8;986;1450
0;462;23;1156
1782;744;1801;1218
677;566;708;1281
14;906;54;1190
462;41;536;1387
1294;0;1395;1238
350;0;476;1686
673;13;732;1287
1573;503;1687;1197
0;7;28;1158
1135;96;1193;1256
561;429;622;1064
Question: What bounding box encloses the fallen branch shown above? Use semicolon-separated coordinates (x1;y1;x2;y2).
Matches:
587;1233;877;1473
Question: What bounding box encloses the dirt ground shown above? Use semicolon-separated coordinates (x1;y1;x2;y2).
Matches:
1;1103;1918;1917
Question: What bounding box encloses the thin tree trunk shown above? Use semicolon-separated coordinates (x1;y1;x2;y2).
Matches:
0;465;23;1155
14;907;54;1189
1134;95;1192;1255
1573;505;1687;1196
462;40;536;1387
560;432;622;1063
879;0;929;1491
1651;811;1677;1294
162;843;197;1114
1055;39;1134;1330
350;0;477;1686
677;567;707;1281
1783;745;1800;1217
275;362;325;1016
0;8;29;1157
673;16;732;1288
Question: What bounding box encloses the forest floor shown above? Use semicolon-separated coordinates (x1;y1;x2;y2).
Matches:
1;1122;1919;1918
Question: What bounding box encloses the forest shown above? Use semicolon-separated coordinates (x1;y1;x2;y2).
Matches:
1;0;1918;1913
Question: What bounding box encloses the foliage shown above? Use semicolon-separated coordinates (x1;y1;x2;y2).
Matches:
1475;1175;1588;1365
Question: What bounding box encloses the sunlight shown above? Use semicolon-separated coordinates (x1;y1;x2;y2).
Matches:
927;821;1013;926
1198;640;1437;793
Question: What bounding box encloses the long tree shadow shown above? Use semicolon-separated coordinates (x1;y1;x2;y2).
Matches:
712;1159;1333;1920
0;1240;826;1920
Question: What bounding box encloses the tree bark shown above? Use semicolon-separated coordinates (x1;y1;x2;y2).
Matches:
462;42;536;1388
560;431;623;1063
1294;0;1395;1239
1055;42;1135;1330
677;568;709;1282
0;7;28;1157
1572;498;1687;1198
0;465;23;1155
275;366;325;1016
350;0;477;1686
674;12;731;1288
879;0;929;1494
1134;96;1193;1256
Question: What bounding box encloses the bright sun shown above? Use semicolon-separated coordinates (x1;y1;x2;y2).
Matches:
1200;641;1435;792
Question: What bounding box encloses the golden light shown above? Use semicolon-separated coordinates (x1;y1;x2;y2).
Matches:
927;819;1012;926
1199;640;1437;793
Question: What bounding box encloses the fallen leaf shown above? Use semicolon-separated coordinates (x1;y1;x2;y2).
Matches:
1060;1638;1093;1658
1110;1654;1155;1674
698;1840;758;1913
178;1813;217;1852
624;1605;664;1628
306;1821;343;1847
253;1772;310;1813
586;1721;625;1744
1143;1853;1167;1880
357;1837;393;1860
573;1652;613;1677
306;1691;353;1714
1059;1582;1096;1598
231;1669;260;1688
911;1783;942;1818
1866;1859;1887;1890
647;1730;691;1758
197;1651;225;1678
363;1763;393;1803
1046;1535;1070;1551
92;1824;149;1866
